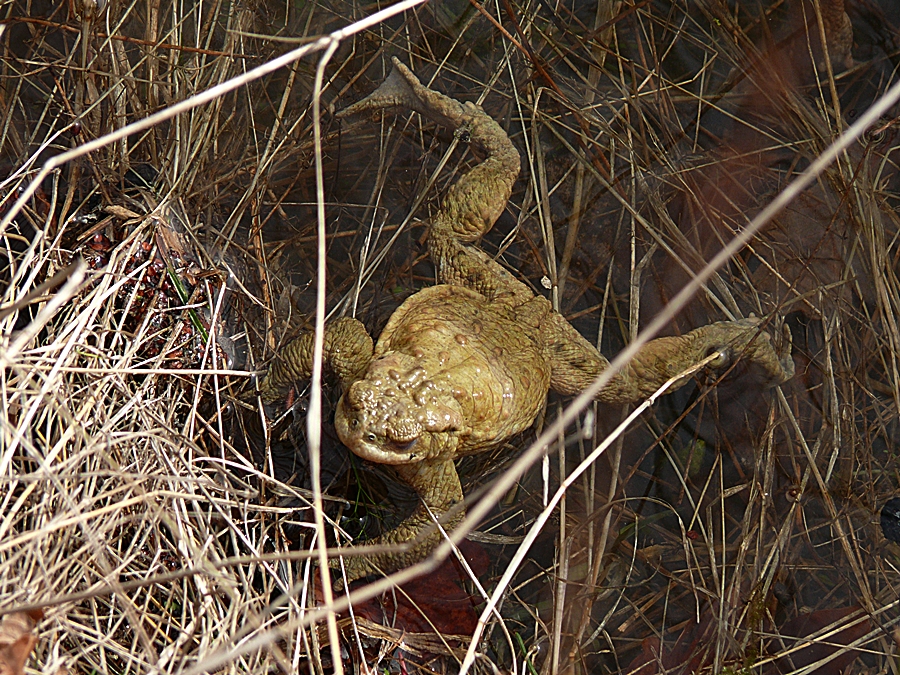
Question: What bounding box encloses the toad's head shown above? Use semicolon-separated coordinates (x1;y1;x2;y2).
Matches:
334;355;464;464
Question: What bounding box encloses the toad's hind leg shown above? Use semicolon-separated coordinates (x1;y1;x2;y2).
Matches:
333;459;465;585
338;57;529;302
546;313;794;403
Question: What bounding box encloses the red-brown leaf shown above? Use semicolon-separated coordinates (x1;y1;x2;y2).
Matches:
773;606;870;675
626;616;713;675
0;610;42;675
339;540;489;637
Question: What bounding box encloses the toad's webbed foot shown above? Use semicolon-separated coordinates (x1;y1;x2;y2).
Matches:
700;317;794;385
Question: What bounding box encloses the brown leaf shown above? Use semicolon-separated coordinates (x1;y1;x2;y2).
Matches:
773;606;870;675
0;610;42;675
626;615;713;675
344;540;490;637
103;204;141;220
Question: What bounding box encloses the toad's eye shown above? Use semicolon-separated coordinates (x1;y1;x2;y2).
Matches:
365;433;377;442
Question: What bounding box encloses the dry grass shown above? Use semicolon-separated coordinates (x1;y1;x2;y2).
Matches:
2;1;900;673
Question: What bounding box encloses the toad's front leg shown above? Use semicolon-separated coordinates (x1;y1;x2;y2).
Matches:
332;458;465;586
258;317;374;407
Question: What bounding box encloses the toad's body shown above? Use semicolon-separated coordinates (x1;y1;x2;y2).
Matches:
340;284;551;463
259;58;794;585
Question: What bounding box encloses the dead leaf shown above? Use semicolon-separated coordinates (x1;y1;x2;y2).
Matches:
103;204;141;220
626;615;713;675
329;540;490;637
355;540;488;635
0;610;42;675
773;606;870;675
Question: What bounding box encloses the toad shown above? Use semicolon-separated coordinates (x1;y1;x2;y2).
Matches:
258;58;794;585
